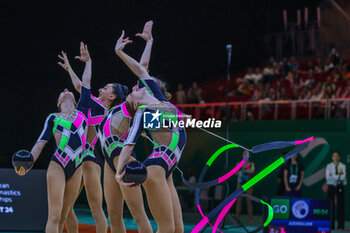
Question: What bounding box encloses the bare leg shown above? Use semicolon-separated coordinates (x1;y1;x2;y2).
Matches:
235;184;243;221
65;180;83;233
58;167;82;233
104;161;126;233
143;166;175;233
46;161;66;233
246;187;253;225
82;161;108;233
65;207;78;233
113;157;152;233
167;174;184;233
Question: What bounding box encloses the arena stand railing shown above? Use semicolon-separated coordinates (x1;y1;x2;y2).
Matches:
176;98;350;121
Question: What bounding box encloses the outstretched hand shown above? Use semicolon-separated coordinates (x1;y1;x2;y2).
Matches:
75;42;91;62
58;51;70;71
115;30;133;53
136;20;153;41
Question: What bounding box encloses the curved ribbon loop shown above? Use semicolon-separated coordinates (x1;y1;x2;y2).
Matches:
184;137;313;233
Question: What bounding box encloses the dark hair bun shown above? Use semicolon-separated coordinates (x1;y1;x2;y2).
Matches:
122;85;129;96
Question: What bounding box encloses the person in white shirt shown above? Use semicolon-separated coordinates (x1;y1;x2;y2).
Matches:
325;151;347;230
251;68;263;84
243;67;255;82
263;63;274;83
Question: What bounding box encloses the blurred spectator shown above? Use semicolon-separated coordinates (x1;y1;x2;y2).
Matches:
230;79;252;97
324;85;334;99
263;63;274;83
187;168;196;184
250;83;264;101
324;58;335;72
329;48;340;66
326;151;346;230
276;87;287;100
301;70;315;88
281;57;290;75
187;82;202;103
322;76;336;92
274;61;283;76
235;151;255;225
251;67;263;84
329;65;341;83
285;71;296;89
291;88;299;100
314;58;324;73
268;88;276;101
284;154;304;197
243;67;255;82
341;81;350;98
241;67;262;84
259;83;273;102
176;84;186;104
309;83;325;118
305;61;315;71
298;89;309;100
269;57;277;67
288;56;300;69
336;82;350;117
342;65;350;79
310;83;324;100
291;66;301;83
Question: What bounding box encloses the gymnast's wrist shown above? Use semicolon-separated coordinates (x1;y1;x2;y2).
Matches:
64;65;71;72
115;49;123;56
147;39;153;43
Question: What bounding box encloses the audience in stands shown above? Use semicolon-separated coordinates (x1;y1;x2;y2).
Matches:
235;52;350;104
175;49;350;119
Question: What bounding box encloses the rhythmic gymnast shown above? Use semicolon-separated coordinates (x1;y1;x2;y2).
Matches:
115;31;186;233
14;61;91;233
97;21;156;233
58;43;113;233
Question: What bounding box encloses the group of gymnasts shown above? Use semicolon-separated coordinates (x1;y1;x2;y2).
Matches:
14;21;187;233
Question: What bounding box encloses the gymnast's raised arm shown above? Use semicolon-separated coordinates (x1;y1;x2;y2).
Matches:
75;42;92;88
58;51;82;93
137;20;154;70
58;42;92;92
115;30;151;79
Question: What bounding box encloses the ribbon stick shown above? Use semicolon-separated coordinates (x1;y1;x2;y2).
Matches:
196;127;252;151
